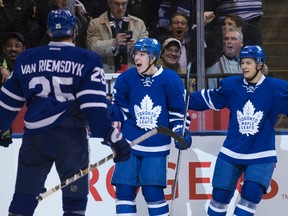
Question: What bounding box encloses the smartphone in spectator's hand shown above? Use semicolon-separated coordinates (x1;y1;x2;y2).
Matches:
124;30;133;41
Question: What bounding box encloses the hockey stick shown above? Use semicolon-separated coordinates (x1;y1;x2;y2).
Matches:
170;62;192;215
36;126;185;201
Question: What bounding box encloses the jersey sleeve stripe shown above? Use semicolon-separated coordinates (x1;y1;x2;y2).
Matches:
120;107;129;113
25;111;65;129
169;111;184;118
76;89;106;98
80;102;107;109
0;101;22;112
201;89;220;111
1;86;25;101
169;118;184;123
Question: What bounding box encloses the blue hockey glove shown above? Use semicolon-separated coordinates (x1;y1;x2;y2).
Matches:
0;129;12;148
174;128;192;150
102;127;131;162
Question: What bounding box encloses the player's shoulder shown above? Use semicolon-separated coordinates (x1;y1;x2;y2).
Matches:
264;76;288;89
117;67;138;81
13;45;48;66
159;67;181;78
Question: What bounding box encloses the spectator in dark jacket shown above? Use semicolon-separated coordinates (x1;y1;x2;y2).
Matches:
0;0;34;60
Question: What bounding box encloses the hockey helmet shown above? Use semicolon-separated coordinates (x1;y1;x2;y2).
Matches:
239;45;266;65
47;9;76;38
133;38;161;61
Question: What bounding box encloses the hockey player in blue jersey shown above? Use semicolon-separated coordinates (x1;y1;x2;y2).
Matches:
109;38;192;215
0;9;131;216
189;45;288;216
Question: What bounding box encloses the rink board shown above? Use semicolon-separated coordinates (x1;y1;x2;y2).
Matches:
1;132;288;216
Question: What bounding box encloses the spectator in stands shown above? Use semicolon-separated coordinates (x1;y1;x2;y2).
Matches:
86;0;148;73
205;0;263;47
205;13;265;75
224;14;262;46
0;32;26;86
207;26;268;89
159;37;196;91
206;26;243;88
0;0;34;60
0;32;26;152
158;38;182;74
156;12;191;74
153;0;197;34
157;11;215;74
207;14;262;52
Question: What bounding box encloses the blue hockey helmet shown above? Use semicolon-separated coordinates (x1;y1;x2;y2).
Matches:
239;45;266;65
133;38;161;61
47;9;76;38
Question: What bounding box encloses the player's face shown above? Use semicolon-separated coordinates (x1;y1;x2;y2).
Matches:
134;51;151;74
161;44;181;66
109;0;128;19
3;38;25;62
240;58;261;81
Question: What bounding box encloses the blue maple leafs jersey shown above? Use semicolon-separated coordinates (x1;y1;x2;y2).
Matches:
111;66;189;157
189;75;288;165
0;42;112;138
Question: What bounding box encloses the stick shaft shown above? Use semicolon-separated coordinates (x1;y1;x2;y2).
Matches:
170;62;191;215
37;126;184;201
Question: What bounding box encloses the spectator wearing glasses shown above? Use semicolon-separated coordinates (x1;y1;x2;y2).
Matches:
86;0;148;73
156;12;191;74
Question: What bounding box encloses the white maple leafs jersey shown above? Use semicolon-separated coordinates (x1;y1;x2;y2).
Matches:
189;75;288;165
0;42;112;138
111;66;188;157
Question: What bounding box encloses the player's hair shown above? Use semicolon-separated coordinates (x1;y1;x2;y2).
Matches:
47;9;76;38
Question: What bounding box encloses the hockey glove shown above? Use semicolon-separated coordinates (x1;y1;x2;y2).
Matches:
174;128;192;150
0;129;12;148
102;127;131;162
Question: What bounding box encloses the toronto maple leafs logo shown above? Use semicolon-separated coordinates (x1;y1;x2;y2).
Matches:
134;95;162;130
237;100;263;136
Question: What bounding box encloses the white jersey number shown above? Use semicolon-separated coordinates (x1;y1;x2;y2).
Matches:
29;76;74;102
91;67;105;84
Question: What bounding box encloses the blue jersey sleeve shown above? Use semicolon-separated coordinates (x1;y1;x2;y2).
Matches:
189;78;233;111
0;73;25;132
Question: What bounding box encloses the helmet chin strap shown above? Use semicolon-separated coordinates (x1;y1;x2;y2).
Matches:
246;64;263;83
141;57;156;76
